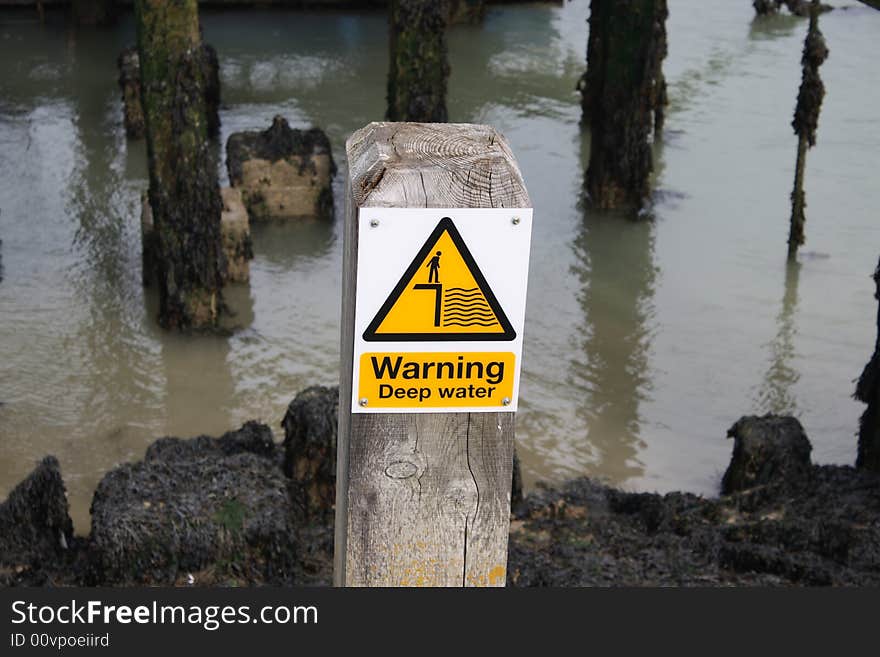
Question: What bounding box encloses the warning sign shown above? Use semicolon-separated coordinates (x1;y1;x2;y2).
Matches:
363;217;515;341
358;352;515;409
352;208;532;414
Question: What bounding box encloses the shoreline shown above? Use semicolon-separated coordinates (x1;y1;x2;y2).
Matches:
2;386;878;587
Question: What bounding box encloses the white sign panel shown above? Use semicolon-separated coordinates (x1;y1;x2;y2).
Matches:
351;208;532;413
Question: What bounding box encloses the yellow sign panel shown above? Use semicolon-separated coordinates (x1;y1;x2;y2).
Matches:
358;352;515;409
363;217;515;342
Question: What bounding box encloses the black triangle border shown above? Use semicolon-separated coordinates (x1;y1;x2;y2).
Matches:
363;216;516;342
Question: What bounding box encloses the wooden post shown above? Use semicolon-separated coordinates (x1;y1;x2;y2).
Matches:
119;43;221;142
135;0;225;330
336;122;531;587
787;0;828;260
386;0;449;123
582;0;668;209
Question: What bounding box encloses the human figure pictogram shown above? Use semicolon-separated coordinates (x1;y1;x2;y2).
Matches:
426;251;441;283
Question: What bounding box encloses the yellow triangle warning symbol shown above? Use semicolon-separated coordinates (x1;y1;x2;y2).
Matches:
364;217;516;342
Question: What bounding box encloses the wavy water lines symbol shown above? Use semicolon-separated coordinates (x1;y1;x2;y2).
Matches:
442;287;500;328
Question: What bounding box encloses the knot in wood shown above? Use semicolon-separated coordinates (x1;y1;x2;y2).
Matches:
384;461;419;480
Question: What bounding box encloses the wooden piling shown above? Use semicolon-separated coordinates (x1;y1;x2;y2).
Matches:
119;43;222;141
787;0;828;260
335;122;530;587
582;0;668;209
135;0;225;329
386;0;449;123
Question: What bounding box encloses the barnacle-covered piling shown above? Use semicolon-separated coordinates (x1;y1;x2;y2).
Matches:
386;0;450;122
787;0;828;259
581;0;668;209
135;0;225;329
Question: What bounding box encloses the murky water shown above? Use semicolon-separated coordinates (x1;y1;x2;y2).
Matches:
1;1;878;532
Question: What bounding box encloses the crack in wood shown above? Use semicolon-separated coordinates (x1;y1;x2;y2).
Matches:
361;165;386;197
419;170;428;208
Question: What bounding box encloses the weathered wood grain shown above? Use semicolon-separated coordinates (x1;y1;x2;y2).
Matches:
346;122;531;210
336;122;530;587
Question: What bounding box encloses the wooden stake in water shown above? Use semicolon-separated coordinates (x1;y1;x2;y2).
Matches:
335;122;530;586
788;0;828;260
135;0;225;330
386;0;450;122
581;0;669;210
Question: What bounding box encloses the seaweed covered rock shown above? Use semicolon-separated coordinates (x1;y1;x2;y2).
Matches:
856;257;880;473
510;417;880;587
722;415;812;494
282;385;339;518
226;116;336;221
0;456;74;568
88;422;299;585
511;448;524;513
508;463;880;586
144;420;276;462
509;478;724;586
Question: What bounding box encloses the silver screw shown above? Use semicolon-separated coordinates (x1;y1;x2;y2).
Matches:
370;219;380;228
502;397;511;406
511;216;520;225
359;398;368;407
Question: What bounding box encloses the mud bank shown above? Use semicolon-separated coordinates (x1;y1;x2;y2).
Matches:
1;400;878;586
